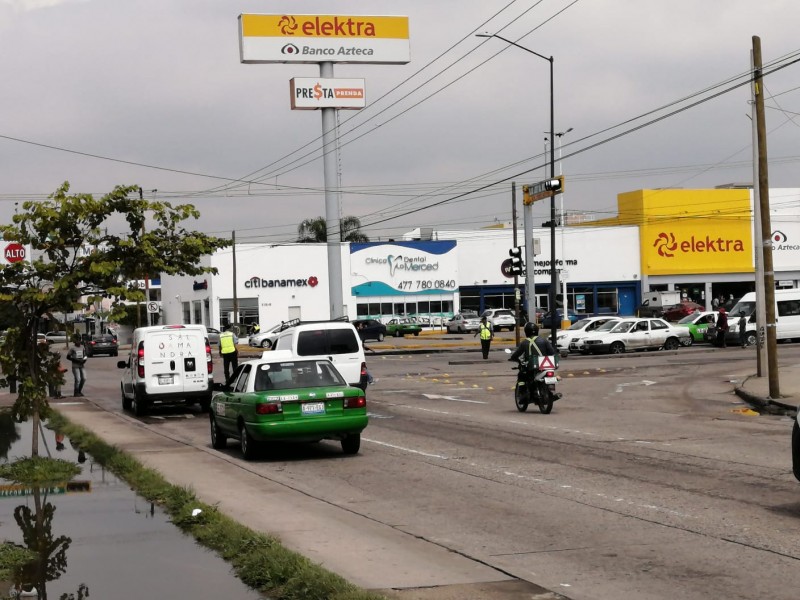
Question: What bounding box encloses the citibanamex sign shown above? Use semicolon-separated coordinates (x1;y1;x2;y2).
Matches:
652;232;744;258
4;242;26;263
244;275;319;289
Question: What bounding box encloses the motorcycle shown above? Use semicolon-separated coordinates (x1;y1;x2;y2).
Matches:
505;348;561;414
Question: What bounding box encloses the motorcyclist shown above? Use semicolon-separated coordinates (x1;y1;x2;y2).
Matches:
508;322;556;363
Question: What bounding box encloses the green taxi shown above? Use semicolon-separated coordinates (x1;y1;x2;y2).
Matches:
385;318;422;337
209;351;368;460
674;310;718;343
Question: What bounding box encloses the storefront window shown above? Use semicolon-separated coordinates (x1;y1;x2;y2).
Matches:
193;300;202;324
596;287;618;314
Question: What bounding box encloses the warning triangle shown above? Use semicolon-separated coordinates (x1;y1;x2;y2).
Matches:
538;355;556;370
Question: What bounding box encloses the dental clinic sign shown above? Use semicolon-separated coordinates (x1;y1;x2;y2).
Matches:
238;14;410;64
350;241;458;297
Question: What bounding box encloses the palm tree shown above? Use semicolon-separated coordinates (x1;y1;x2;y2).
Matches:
297;216;369;243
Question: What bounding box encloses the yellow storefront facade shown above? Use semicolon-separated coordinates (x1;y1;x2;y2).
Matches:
593;187;755;305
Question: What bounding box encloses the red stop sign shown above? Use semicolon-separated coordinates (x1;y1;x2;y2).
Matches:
5;242;25;263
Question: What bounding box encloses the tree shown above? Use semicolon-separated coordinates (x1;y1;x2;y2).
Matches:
297;216;369;243
0;182;229;456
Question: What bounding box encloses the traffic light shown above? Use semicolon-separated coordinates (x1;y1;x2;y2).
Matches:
509;246;524;276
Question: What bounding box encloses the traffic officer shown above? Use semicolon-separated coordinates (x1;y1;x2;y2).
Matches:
219;326;239;383
474;315;494;359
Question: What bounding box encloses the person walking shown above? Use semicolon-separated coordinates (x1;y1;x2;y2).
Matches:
474;315;494;359
738;311;749;347
219;326;239;383
66;336;87;397
716;307;729;348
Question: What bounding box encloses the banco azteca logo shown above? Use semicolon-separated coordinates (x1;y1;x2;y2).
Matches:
773;230;787;243
653;232;678;258
281;43;299;55
278;15;298;35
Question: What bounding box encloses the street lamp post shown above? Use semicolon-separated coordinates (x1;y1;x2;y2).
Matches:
477;33;558;348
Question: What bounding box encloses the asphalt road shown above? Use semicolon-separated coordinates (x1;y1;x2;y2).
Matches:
51;342;800;600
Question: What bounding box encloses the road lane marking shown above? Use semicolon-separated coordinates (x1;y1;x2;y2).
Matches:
422;393;487;404
363;438;449;459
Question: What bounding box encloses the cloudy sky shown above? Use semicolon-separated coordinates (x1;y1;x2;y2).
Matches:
0;0;797;244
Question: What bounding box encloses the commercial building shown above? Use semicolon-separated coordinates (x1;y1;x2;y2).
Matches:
159;187;800;330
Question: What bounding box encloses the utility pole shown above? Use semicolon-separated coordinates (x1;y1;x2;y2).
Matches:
753;35;780;398
750;50;767;378
232;230;238;329
512;182;521;345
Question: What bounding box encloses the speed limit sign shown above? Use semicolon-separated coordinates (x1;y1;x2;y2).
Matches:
147;301;160;314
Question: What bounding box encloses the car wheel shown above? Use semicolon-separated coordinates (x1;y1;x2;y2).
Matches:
683;336;694;347
112;351;118;357
413;331;419;336
132;391;147;417
394;330;401;337
199;395;211;413
514;381;529;412
210;415;227;450
240;423;258;460
745;331;757;346
260;339;272;349
341;433;361;455
377;333;385;342
121;384;131;411
793;420;800;482
663;337;680;351
610;341;625;354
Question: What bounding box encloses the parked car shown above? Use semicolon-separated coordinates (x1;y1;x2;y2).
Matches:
85;334;119;357
45;331;68;345
581;318;691;354
556;316;621;355
481;308;516;332
353;319;387;342
446;312;481;334
206;327;221;345
674;311;718;343
248;322;289;349
209;351;368;459
540;309;584;329
385;318;422;337
662;301;705;322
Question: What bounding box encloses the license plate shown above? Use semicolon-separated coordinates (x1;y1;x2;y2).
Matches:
158;375;174;385
544;377;558;385
301;402;325;415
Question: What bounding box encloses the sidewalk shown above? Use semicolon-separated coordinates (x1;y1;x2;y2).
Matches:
734;363;799;415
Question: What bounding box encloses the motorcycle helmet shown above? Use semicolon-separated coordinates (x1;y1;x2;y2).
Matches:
524;322;538;337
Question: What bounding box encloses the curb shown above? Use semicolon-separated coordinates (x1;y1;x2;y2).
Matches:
734;375;796;416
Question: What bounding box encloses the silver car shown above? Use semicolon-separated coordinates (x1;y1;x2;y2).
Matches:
446;312;481;334
248;323;286;349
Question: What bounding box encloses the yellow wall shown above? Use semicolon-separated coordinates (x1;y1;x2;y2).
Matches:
591;189;753;275
638;189;752;275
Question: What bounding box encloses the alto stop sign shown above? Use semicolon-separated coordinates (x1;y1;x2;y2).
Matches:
4;242;25;263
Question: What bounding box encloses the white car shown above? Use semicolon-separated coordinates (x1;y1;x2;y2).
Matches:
481;308;517;332
581;318;691;354
557;316;621;354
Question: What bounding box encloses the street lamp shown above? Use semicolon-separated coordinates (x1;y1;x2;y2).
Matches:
476;32;558;348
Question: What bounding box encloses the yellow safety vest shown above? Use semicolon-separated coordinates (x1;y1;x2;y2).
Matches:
220;331;236;354
479;323;492;340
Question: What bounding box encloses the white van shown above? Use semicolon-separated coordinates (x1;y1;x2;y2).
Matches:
729;289;800;343
271;321;368;391
118;324;214;416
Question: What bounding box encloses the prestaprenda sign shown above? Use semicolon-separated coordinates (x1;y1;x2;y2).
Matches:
238;14;410;64
290;78;366;110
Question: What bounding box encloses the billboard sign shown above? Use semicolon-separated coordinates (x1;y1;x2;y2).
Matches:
239;14;410;64
290;78;366;110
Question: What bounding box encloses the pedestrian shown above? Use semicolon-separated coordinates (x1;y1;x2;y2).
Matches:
716;307;729;348
66;335;87;397
738;311;749;348
219;325;239;383
474;316;494;359
712;296;720;309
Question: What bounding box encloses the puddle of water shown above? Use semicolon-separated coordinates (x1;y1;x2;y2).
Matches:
1;415;267;599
